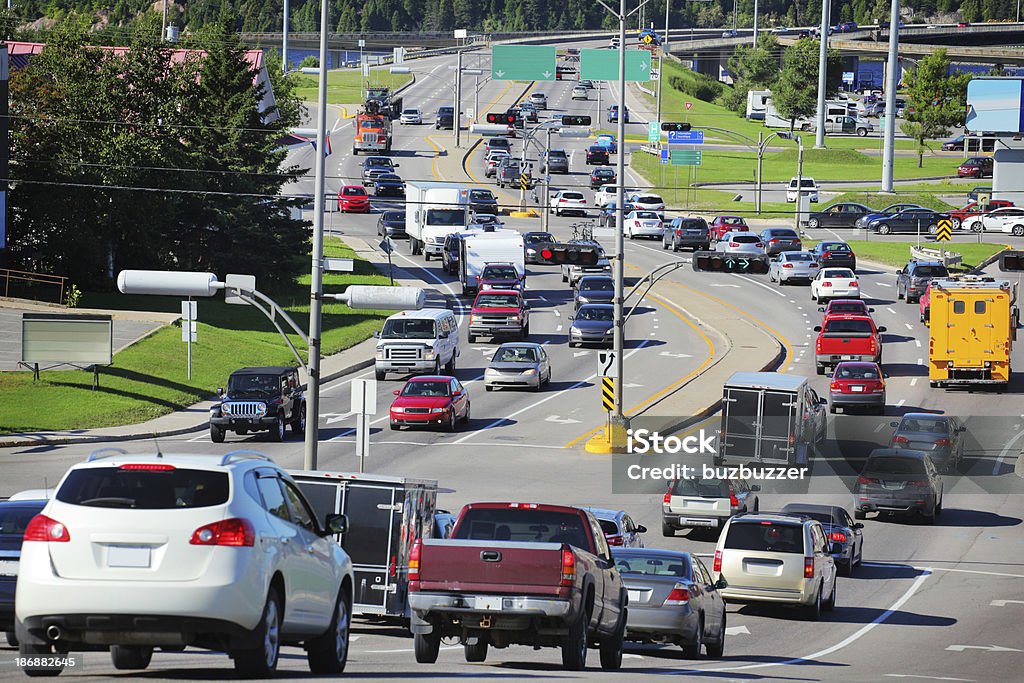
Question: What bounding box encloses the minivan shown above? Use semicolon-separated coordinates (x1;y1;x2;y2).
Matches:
374;309;460;379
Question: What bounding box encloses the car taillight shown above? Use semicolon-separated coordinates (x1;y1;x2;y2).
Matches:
804;557;815;578
858;475;879;485
663;490;672;505
769;238;779;243
728;481;739;508
729;242;739;247
189;518;255;547
892;435;909;445
783;263;794;268
409;540;421;580
119;463;176;471
24;514;70;543
822;281;832;287
756;243;764;248
560;548;577;586
664;584;691;605
934;438;951;446
607;535;624;546
713;549;722;573
829;531;847;543
830;381;840;390
850;281;859;287
823;252;832;258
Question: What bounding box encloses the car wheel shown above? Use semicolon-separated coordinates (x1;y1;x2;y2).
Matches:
878;223;891;235
560;605;589;671
804;586;823;621
292;404;306;436
308;588;351;674
375;369;387;381
951;217;961;230
5;630;18;647
663;237;669;249
927;224;938;235
807;217;819;228
415;632;441;664
1013;225;1024;237
210;424;225;443
270;414;286;442
233;588;282;678
598;606;625;670
19;641;63;677
446;411;457;432
839;558;852;577
467;333;476;343
111;645;153;670
816;364;826;376
824;579;836;611
673;240;681;252
433;358;442;375
970;221;983;233
682;616;703;658
464;638;488;663
897;283;905;300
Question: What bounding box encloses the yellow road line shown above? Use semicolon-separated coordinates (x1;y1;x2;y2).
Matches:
425;135;443;180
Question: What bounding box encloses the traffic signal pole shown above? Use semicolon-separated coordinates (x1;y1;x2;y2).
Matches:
612;0;628;442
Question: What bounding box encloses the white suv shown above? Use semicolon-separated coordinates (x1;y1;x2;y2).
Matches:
15;450;353;677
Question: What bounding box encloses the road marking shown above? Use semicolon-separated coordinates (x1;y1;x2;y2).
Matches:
993;426;1024;475
710;284;740;288
861;562;1024;579
917;358;923;365
734;273;787;297
991;599;1024;607
946;645;1023;653
725;625;750;636
556;324;563;332
905;323;913;330
553;309;561;317
910;378;917;387
884;676;976;682
789;299;796;303
660;351;693;358
573;350;591;357
324;412;352;424
546;415;582;424
887;307;897;314
915;339;922;347
897;399;906;407
877;282;892;287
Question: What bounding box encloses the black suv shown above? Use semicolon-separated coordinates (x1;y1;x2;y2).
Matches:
436;106;455;130
896;260;948;304
543;150;570;174
469;188;499;215
210;366;306;443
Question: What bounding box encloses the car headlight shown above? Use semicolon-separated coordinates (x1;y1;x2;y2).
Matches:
578;296;590;304
255;403;267;417
571;327;582;336
428;407;445;414
424;350;436;360
485;368;498;376
221;404;230;416
375;348;385;359
522;368;537;375
527;248;537;256
392;406;406;413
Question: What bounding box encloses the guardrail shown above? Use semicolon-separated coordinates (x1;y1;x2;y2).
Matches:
1;268;67;304
910;245;964;267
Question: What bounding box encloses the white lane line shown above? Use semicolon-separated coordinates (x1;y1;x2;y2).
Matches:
553;309;561;317
877;282;892;287
861;562;1024;579
910;378;917;386
915;339;921;347
897;399;906;407
797;306;804;310
993;426;1024;476
733;273;787;297
789;299;796;304
329;438;570;450
905;323;913;330
556;324;563;332
887;307;896;314
884;676;975;682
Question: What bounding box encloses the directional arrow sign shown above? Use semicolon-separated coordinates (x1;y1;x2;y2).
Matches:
546;415;582;424
580;49;652;81
946;645;1024;652
725;625;750;636
492;45;557;81
740;259;750;269
991;599;1024;606
660;351;694;358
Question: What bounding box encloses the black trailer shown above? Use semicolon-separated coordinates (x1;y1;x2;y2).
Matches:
290;470;439;618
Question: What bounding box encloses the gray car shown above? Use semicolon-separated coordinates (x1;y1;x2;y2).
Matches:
581;507;647;548
888;413;966;472
484;342;551;391
780;503;864;576
543;149;570;174
714;231;765;256
569;303;614;347
768;251;820;285
614;549;727;658
759;228;803;255
573;275;615;309
854;448;944;522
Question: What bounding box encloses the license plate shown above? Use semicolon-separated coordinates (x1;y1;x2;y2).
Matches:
627;590;643;603
0;560;18;576
107;546;151;568
882;480;906;490
841;355;855;360
851;386;864;392
474;596;502;611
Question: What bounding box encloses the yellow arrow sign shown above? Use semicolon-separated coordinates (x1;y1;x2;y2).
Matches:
601;377;614;412
936;218;952;242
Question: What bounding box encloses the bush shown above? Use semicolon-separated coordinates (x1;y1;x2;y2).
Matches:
299;55;319;69
668;71;723;103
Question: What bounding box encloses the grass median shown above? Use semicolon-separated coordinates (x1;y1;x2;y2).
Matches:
294;69;413;105
0;239;391;435
801;239;1006;270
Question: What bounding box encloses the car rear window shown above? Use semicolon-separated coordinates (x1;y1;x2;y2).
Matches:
824;269;855;278
828;302;866;313
768;230;798;238
897;418;950;434
0;504;46;536
671;477;730;498
596;519;619;536
56;467;230;509
733;235;760;243
787;253;815;262
784;510;835;525
864;456;927;475
563;192;584;200
821;243;851;252
912;266;948;278
725;522;804;554
615;554;690;577
549;151;567;158
824;319;873;334
835;364;881;379
454;508;590;549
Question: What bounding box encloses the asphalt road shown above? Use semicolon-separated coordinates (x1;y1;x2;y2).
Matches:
2;41;1023;682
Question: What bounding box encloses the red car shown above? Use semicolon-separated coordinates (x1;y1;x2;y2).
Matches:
948;199;1014;230
957;157;993;179
919;283;931;324
829;361;886;414
818;299;874;321
338;185;371;212
389;375;470;432
709;215;749;241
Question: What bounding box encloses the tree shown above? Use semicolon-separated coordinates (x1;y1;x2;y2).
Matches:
773;38;843;134
900;50;971;167
721;35;780;116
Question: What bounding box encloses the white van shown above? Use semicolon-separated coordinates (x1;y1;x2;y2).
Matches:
786;177;820;203
374;309;460;379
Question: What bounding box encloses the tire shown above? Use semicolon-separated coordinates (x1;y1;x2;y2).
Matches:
682;616;703;658
598;608;625;670
210;424;225;443
824;579;836;611
816;364;825;376
307;588;351;674
560;607;589;671
485;384;493;392
663;238;669;249
927;224;938;235
705;613;726;658
20;642;62;678
414;632;441;664
5;630;17;647
803;585;823;621
1013;225;1024;237
446;411;457;432
464;638;488;663
467;334;476;343
673;241;680;253
111;645;153;670
291;404;306;436
807;217;819;229
839;559;852;577
424;252;431;262
375;369;387;381
462;401;471;424
233;588;282;678
444;354;456;374
857;127;868;137
970;221;983;233
878;224;891;235
433;358;442;375
951;217;961;230
897;283;905;300
270;414;286;442
662;521;675;537
854;509;866;520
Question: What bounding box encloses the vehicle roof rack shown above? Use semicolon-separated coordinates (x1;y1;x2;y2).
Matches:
87;447;129;462
219;450;273;467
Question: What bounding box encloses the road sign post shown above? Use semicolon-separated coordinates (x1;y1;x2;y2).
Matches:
351;378;378;473
671;150;702;166
936;217;953;242
181;299;196;379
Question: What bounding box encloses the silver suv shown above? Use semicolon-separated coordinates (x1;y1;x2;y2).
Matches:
662;476;759;536
713;512;839;620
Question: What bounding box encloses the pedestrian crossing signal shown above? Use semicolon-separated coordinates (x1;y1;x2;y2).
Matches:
692;251;769;274
999;251;1024;271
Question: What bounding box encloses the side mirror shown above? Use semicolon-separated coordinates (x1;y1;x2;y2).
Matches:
813;325;822;332
820;397;828;405
830;541;844;555
217;386;224;397
374;331;381;338
453;390;462;396
854;522;864;529
324;513;348;536
750;484;761;492
393;163;400;167
877;326;887;333
896;269;903;275
393;389;401;396
714;577;729;590
568;316;575;321
817;307;825;312
636;525;648;534
868;307;875;312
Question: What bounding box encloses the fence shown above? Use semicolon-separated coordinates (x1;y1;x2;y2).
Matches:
1;268;67;305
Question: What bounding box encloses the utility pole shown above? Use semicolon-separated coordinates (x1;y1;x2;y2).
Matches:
283;0;290;73
656;53;664;126
304;0;331;471
814;0;830;149
795;135;805;230
161;0;168;40
542;126;553;233
752;0;759;46
881;0;900;192
454;50;463;148
613;0;628;437
664;0;671;51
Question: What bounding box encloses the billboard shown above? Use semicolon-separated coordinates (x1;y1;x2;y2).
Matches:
966;78;1024;133
21;314;113;365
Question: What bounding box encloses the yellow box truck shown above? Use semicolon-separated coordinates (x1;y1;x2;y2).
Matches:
928;276;1018;389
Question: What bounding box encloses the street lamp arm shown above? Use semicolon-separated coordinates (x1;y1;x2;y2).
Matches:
595;0;622;19
623;261;692;321
626;0;654;18
229;287;311;371
688;125;758;151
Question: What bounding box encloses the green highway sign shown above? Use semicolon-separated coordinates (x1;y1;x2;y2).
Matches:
648;121;660;143
580;49;652;81
671;150;702;166
492;45;557;80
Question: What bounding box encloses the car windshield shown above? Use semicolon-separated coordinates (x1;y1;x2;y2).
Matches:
343;187;367;196
366;157;392;167
898;418;950;434
821;243;850;252
671;477;731;497
824;269;855;278
835;364;881;379
382;211;404;221
56;468;230;509
475;294;520;308
824;319;873;334
493;346;538;363
426;209;466;226
483;266;518;280
725;522;803;554
380;318;436;339
615;554;691;577
402;381;451;397
228;374;281;395
470;190;491;200
581;279;614;292
402;109;418;115
865;456;927;475
577;307;613;321
455;508;589;547
912;266;948;278
438;107;453;114
635;211;660;220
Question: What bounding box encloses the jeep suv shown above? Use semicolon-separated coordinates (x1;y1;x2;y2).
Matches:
713;512;839;620
896;260;948;304
210;366;306;443
14;451;353;677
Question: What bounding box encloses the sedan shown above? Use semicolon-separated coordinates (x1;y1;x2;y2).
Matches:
624;210;665;239
373;173;405;197
854;203;924;229
759;227;802;255
484;137;511;155
582;507;646;547
709;215;749;241
1;497;48;646
613;549;726;658
338;185;371;212
399;108;422;125
809;241;857;270
389;376;470;432
779;504;864;576
377;210;406;238
854;448;944;522
571;85;588;100
529;92;548;109
819;299;874;319
569;303;614;348
586;146;610;165
590;168;617;189
889;413;966;472
805;203;874;229
828;361;886;414
485;151;511;178
811;267;860;302
714;232;765;256
967;206;1024;235
868;208;948;235
768;251;820;284
573;275;615;309
629;193;666;215
484;342;551;392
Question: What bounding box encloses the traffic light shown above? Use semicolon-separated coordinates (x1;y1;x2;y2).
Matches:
1000;251;1024;271
534;245;601;266
661;122;692;131
487;112;518;124
560;115;592;126
692;251;769;274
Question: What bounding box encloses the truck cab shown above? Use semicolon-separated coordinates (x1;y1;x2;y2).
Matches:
468;289;529;342
813;314;885;375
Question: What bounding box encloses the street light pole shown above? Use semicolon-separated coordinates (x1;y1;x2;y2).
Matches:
664;0;671;51
283;0;289;73
613;0;627;432
814;0;830;149
756;130;764;213
656;53;664;126
303;0;330;472
881;0;900;192
752;0;759;46
542;126;553;233
454;50;463;148
795;135;805;230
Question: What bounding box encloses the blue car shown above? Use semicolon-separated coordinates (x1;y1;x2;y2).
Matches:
607;105;630;123
595;134;618;154
374;173;405;197
1;498;49;645
854;203;923;229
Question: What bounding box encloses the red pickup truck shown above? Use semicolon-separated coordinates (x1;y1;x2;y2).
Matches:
813;314;886;375
408;502;627;671
468;289;530;342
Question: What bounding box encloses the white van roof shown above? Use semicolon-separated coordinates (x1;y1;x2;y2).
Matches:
385;308;453;322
